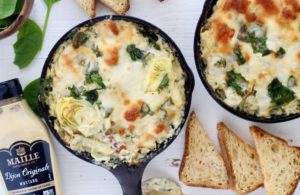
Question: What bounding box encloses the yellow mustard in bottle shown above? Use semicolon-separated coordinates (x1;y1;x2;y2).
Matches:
0;79;62;195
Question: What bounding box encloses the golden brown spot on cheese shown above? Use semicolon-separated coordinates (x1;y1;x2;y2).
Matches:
124;106;140;122
297;52;300;60
129;125;135;133
144;133;155;141
61;54;78;74
285;0;300;12
223;0;261;23
282;8;297;20
123;98;130;105
119;128;126;136
167;110;176;120
258;72;268;80
256;0;279;15
155;123;167;134
214;20;235;53
104;47;119;66
224;0;250;13
108;21;119;36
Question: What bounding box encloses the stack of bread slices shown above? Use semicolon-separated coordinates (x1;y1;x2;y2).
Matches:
75;0;130;17
179;112;300;195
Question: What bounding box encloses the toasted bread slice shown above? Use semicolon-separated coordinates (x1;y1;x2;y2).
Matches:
250;126;300;195
179;112;229;189
75;0;96;17
218;122;263;194
99;0;129;15
142;178;183;195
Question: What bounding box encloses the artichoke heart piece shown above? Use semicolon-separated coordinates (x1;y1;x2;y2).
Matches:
56;97;104;137
146;57;173;92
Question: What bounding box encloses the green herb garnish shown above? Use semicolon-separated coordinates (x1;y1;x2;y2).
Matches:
234;45;246;65
85;71;106;89
72;31;89;49
83;89;99;105
127;44;144;61
226;70;248;96
159;74;170;90
68;86;82;99
238;24;271;56
275;47;286;58
214;58;227;68
268;78;295;106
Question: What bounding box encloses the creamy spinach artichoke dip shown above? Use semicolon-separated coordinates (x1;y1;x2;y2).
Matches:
43;19;186;167
201;0;300;118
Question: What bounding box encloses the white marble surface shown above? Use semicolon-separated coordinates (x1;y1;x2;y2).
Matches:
1;0;300;194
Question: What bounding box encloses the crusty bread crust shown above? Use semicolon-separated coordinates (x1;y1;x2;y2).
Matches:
100;0;130;15
75;0;96;17
179;112;229;189
218;123;263;195
250;126;300;195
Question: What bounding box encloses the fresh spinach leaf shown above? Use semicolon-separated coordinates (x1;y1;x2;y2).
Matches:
23;78;40;115
234;45;246;65
13;19;43;69
139;28;159;44
275;47;286;58
92;44;102;57
159;74;169;90
127;44;144;61
268;78;295;106
85;71;106;89
226;70;248;96
43;0;60;38
139;28;161;50
0;17;15;30
83;89;98;104
72;31;89;49
0;0;17;20
13;0;24;15
238;25;271;56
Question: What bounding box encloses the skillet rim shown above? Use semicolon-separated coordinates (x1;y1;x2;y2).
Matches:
38;15;195;169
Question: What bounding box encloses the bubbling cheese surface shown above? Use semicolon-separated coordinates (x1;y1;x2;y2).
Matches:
201;0;300;118
43;19;186;167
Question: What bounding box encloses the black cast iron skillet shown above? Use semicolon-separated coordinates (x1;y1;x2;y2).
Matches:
37;15;195;195
194;0;300;123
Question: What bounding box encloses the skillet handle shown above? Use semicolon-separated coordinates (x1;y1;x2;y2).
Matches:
111;164;146;195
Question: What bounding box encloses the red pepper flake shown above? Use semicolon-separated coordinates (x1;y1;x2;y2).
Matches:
124;106;140;122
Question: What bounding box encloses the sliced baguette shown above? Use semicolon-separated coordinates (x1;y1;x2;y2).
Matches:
217;122;263;194
99;0;130;15
75;0;96;17
179;112;229;189
250;126;300;195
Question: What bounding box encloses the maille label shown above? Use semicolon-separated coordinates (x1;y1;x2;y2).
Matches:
0;140;56;195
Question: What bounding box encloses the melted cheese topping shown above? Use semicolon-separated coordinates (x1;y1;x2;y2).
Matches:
44;19;186;167
201;0;300;118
